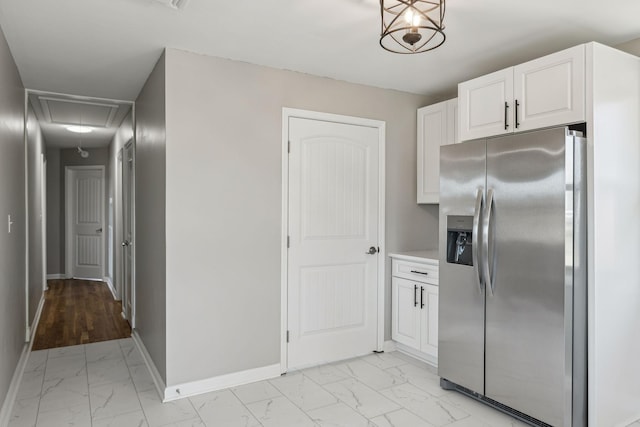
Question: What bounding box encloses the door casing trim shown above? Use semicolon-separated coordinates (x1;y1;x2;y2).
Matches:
280;107;386;373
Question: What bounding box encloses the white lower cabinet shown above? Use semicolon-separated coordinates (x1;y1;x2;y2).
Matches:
392;277;422;349
420;283;439;356
390;254;439;364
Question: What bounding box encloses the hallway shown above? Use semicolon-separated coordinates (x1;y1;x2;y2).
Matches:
32;280;131;351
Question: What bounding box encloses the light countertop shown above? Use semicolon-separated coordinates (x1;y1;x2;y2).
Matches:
388;250;439;263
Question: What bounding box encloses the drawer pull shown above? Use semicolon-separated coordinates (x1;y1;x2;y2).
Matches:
414;285;418;307
421;286;425;309
410;270;429;276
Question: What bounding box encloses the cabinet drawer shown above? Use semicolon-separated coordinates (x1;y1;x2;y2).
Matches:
392;259;438;285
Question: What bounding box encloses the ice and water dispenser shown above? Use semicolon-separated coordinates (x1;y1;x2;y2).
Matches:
446;216;473;266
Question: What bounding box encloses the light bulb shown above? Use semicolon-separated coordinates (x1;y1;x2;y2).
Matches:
404;9;414;25
404;8;421;28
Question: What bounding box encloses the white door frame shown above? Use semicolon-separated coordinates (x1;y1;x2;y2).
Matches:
280;108;386;372
122;139;136;328
65;165;106;280
41;154;47;292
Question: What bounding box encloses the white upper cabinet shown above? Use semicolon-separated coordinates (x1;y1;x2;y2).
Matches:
514;45;585;131
447;98;460;145
417;98;458;204
459;68;514;141
459;45;586;141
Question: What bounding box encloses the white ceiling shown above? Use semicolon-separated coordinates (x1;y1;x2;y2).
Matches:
1;0;640;102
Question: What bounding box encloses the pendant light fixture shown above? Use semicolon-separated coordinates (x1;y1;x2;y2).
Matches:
380;0;445;54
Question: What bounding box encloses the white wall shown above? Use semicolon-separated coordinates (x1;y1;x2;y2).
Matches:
0;24;26;413
588;43;640;426
134;53;167;382
26;103;45;326
162;48;437;387
107;111;133;298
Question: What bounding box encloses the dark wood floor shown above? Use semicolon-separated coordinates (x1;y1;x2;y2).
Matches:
32;279;131;350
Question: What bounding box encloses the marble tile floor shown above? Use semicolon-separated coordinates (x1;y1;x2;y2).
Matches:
9;339;535;427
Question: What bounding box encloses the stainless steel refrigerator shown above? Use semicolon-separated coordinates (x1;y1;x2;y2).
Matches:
438;126;587;427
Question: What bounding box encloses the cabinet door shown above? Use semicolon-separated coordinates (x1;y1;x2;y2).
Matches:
420;284;439;358
514;45;585;132
417;101;447;204
446;98;460;145
459;68;514;141
391;277;421;349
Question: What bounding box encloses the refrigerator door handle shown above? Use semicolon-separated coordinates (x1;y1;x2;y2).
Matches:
483;188;495;296
472;188;484;294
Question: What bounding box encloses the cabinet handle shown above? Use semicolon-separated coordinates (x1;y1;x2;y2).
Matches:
410;270;428;276
414;285;418;307
504;102;509;130
421;286;425;309
515;100;520;129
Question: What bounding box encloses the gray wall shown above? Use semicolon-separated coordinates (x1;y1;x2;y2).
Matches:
0;24;26;412
26;104;45;326
616;37;640;56
45;147;109;275
108;112;133;299
134;53;167;382
45;148;60;275
163;48;437;386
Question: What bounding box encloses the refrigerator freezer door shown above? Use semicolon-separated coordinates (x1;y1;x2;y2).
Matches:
438;140;486;395
484;127;572;426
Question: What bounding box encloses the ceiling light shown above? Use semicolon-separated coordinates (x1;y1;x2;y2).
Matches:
66;125;94;133
380;0;446;54
77;147;89;158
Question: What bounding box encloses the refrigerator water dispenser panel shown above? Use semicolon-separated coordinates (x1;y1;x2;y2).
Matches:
446;215;473;266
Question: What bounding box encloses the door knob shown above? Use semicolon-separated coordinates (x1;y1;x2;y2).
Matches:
121;241;130;247
96;227;103;233
365;246;378;255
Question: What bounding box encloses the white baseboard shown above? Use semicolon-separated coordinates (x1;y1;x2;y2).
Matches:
0;293;44;427
163;363;281;402
46;274;65;280
103;276;117;300
26;295;45;343
394;342;438;368
0;343;30;427
131;331;166;402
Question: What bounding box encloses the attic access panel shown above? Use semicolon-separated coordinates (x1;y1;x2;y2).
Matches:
39;97;119;128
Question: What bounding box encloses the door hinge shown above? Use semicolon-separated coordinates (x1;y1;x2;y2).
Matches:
286;330;290;343
287;140;291;153
287;236;290;248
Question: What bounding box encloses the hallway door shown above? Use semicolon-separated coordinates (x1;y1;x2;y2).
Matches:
65;166;105;280
122;141;135;324
286;114;384;369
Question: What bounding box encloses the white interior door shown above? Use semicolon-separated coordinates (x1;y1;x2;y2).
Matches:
122;141;134;322
66;167;105;280
287;116;381;369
